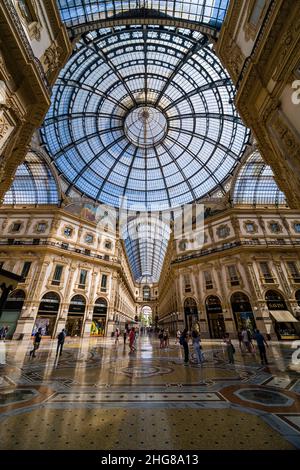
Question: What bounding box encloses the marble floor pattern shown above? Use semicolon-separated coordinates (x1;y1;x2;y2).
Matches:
0;335;299;450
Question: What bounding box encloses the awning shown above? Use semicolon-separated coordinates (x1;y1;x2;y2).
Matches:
269;310;299;323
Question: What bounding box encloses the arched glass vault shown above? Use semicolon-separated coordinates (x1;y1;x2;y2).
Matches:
232;151;286;206
41;25;249;212
3;151;59;206
57;0;229;35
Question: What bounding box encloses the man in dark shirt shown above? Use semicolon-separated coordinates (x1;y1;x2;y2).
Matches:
180;329;189;366
30;328;42;358
56;328;66;356
254;329;269;365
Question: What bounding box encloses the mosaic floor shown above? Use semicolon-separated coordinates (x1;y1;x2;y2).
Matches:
0;335;300;450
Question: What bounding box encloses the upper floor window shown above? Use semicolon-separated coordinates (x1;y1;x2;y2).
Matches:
52;265;63;285
105;240;112;250
18;0;35;23
204;271;213;289
287;261;300;283
101;274;108;292
64;227;73;237
85;233;94;244
143;286;151;300
259;261;274;283
249;0;266;26
36;222;47;233
227;265;239;286
11;222;22;233
246;223;255;233
293;223;300;233
269;222;281;233
79;269;87;288
179;240;187;251
183;274;191;293
21;261;31;279
216;225;230;239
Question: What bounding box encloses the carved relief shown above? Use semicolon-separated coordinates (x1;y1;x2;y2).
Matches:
274;261;291;297
42;42;63;77
0;112;14;151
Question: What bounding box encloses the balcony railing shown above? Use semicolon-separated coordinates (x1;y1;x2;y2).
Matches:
0;239;118;264
172;239;300;264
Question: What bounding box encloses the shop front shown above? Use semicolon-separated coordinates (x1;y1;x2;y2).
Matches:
205;295;226;339
266;290;300;340
91;298;107;336
66;295;86;337
0;289;25;339
231;292;256;335
34;292;60;337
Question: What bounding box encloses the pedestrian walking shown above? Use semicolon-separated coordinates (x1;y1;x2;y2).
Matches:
129;328;136;353
192;328;204;365
29;327;42;358
175;329;181;344
180;328;189;366
123;329;127;345
115;327;120;344
0;325;9;342
56;328;66;356
224;333;235;364
254;329;269;365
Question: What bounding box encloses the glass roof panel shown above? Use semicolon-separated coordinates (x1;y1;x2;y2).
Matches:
41;25;249;212
56;0;229;31
232;150;286;206
123;216;171;283
3;151;59;206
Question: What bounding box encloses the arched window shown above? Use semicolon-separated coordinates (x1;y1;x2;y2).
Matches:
143;286;151;301
231;292;256;334
35;292;60;337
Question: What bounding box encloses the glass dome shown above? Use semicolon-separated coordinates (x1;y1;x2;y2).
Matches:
3;151;59;205
41;25;249;211
232;150;286;206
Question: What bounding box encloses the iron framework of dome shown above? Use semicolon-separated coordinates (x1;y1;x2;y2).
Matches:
57;0;229;33
41;25;250;211
3;151;59;206
232;151;286;206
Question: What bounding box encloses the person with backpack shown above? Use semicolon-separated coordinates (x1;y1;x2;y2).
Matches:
180;328;189;366
56;328;66;356
29;327;42;358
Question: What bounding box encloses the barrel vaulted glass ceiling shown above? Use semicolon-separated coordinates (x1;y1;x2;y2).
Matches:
233;151;286;207
41;25;249;211
57;0;229;32
3;152;59;206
